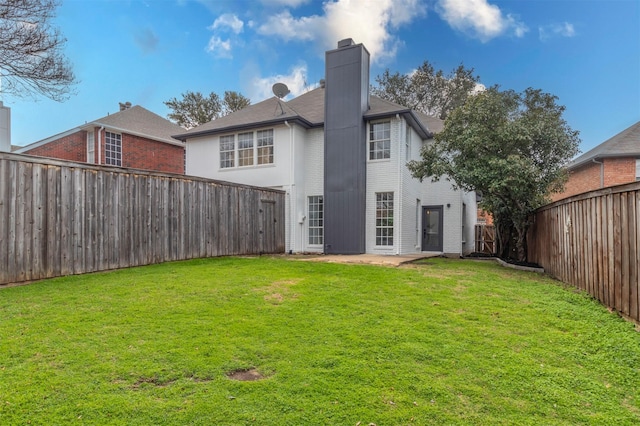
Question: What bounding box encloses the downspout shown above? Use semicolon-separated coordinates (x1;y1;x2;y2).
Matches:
396;114;402;255
284;120;297;253
98;126;104;165
592;158;604;188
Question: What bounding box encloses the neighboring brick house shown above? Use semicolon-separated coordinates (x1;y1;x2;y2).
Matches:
15;103;185;174
176;39;479;256
552;121;640;201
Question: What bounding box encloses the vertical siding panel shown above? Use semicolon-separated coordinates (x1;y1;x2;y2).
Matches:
628;191;638;320
620;192;630;316
636;191;640;322
595;197;604;303
59;166;73;276
613;194;622;311
0;159;8;283
606;194;615;307
31;164;45;281
72;168;85;274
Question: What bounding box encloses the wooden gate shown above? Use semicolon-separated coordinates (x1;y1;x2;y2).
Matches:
475;224;496;254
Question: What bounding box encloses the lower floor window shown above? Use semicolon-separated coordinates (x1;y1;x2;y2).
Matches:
376;192;394;246
308;195;323;245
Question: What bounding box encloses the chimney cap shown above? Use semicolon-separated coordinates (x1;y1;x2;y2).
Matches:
119;101;132;111
337;38;355;48
319;79;325;88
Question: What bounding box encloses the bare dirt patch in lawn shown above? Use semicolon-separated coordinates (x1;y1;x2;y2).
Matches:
226;368;265;381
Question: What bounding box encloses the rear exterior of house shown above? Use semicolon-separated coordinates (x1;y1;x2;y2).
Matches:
179;40;477;256
553;121;640;201
15;104;186;174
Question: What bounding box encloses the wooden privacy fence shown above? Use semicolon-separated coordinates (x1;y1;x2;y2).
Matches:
528;181;640;323
0;153;285;286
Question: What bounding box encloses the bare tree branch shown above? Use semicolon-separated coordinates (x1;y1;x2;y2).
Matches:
0;0;76;101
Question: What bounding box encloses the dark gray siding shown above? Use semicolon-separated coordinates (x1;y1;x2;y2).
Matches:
323;41;370;254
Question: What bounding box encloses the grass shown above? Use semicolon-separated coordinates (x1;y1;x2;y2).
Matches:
1;256;639;425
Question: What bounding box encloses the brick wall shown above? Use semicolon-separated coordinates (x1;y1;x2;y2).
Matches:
24;129;185;174
552;157;637;201
24;131;87;163
121;134;184;174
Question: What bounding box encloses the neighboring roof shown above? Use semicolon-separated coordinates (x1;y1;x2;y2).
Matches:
15;105;184;153
173;87;443;141
569;120;640;170
90;105;184;145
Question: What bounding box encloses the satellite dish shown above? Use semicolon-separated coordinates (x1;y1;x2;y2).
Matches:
272;83;290;99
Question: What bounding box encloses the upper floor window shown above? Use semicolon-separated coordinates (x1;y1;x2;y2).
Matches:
238;132;254;167
636;159;640;181
105;131;122;166
369;121;391;160
220;135;235;168
219;129;275;169
257;130;274;165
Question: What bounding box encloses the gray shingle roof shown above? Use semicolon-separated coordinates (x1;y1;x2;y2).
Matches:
91;105;184;144
173;87;443;141
569;121;640;170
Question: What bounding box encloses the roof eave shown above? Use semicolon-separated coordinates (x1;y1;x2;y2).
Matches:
364;109;433;139
569;152;640;171
173;116;313;141
86;122;185;146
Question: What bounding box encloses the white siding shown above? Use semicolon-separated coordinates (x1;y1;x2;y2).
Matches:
365;117;401;254
302;128;325;252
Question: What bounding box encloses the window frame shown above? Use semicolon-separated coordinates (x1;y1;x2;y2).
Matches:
308;195;324;246
219;135;235;169
369;120;391;161
86;131;95;164
257;129;274;165
219;129;275;170
375;192;394;246
104;131;122;167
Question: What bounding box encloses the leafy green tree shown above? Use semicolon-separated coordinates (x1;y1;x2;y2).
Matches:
165;90;250;130
222;90;250;115
372;61;480;120
408;86;580;261
0;0;76;101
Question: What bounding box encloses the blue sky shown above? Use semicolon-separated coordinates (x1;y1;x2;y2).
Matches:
5;0;640;155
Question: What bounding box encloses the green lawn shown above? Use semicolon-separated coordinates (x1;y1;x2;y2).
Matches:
1;257;639;425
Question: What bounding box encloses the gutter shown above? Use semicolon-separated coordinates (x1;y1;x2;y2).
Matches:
172;116;314;142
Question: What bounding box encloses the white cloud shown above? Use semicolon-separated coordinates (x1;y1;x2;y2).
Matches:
436;0;527;42
210;13;244;34
539;22;576;41
257;0;426;64
247;64;313;102
206;36;232;58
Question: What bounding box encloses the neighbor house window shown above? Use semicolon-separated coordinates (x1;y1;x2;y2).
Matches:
220;135;235;169
636;159;640;181
376;192;394;246
369;121;391;160
257;129;274;165
308;196;324;245
238;132;254;167
104;131;122;166
86;131;95;164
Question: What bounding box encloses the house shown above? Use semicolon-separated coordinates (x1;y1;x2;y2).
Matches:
553;120;640;201
14;103;186;174
175;39;477;256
